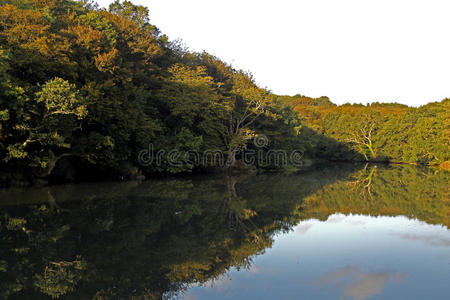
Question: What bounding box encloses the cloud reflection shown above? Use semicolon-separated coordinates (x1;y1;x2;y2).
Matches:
391;233;450;247
326;213;346;223
295;223;313;234
314;266;406;300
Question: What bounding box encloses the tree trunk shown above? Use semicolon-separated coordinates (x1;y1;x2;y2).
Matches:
46;153;74;176
366;141;376;158
226;148;237;168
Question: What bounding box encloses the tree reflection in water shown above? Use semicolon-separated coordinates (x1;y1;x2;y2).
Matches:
0;164;448;299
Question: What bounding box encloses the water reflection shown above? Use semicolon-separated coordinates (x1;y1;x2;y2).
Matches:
187;214;449;300
392;233;450;247
314;266;406;300
0;164;448;299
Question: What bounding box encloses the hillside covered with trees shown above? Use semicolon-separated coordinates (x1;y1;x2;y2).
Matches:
0;0;448;186
283;94;449;164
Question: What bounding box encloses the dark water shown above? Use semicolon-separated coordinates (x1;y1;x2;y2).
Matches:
0;164;449;299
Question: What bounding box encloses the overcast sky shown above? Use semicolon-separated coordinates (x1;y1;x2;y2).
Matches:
96;0;450;106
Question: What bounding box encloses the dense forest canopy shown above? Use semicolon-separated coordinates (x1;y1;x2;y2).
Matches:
0;0;448;186
283;94;449;164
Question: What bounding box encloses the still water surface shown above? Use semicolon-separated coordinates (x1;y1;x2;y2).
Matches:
185;214;449;300
0;164;449;299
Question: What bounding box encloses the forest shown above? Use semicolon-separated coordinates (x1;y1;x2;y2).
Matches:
0;0;448;186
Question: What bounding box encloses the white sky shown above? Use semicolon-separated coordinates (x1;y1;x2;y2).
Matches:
96;0;450;106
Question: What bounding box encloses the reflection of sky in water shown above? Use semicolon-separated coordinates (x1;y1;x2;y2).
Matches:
181;214;450;300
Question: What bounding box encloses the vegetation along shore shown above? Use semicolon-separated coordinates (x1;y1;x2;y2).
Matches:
0;0;448;186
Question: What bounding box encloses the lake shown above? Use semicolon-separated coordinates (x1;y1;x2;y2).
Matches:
0;163;448;299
